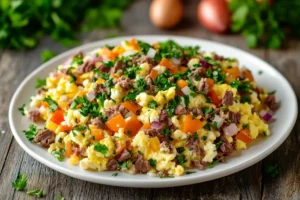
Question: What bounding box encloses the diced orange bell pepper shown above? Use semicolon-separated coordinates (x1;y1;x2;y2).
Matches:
208;89;221;106
124;115;143;136
105;114;126;133
130;38;140;51
110;74;119;79
141;123;151;130
50;109;65;124
244;70;254;82
102;47;117;61
96;78;105;84
122;101;140;114
115;142;126;156
236;129;252;144
57;124;72;132
177;79;188;89
149;137;160;152
182;114;203;133
150;69;158;80
225;68;240;83
171;66;187;74
206;78;215;88
40;102;49;108
159;58;173;69
65;140;73;158
90;127;104;141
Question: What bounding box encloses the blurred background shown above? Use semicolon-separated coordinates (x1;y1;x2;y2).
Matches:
1;0;299;62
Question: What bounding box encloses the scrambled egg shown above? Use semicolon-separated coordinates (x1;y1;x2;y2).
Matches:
24;38;275;177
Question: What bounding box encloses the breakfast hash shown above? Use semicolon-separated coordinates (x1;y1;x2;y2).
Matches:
20;38;279;177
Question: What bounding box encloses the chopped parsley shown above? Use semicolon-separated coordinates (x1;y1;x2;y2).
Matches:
73;126;87;131
202;136;207;141
268;90;276;95
185;171;196;175
68;72;77;83
94;143;108;156
241;96;251;104
18;104;26;116
23;124;38;142
264;163;279;178
210;121;218;129
258;70;263;75
57;194;65;200
237;81;253;94
148;158;157;168
183;95;190;108
27;189;44;198
208;158;221;168
12;174;27;191
51;149;65;162
242;124;249;129
35;78;46;89
148;100;158;109
202;107;214;115
176;147;185;154
118;160;130;169
127;130;132;136
176;154;186;166
137;40;152;54
229;80;240;88
112;173;119;177
215;141;223;150
43;96;58;112
162;128;170;136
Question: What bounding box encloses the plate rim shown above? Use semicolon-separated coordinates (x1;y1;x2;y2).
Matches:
9;35;298;188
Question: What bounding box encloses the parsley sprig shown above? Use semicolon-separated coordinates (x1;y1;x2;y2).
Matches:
12;174;27;191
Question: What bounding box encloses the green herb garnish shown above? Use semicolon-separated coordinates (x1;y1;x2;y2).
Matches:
23;124;38;142
12;174;27;191
94;143;108;156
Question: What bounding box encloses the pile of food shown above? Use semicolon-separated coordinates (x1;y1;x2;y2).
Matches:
21;38;278;177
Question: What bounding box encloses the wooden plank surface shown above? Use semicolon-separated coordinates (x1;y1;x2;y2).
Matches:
0;0;299;199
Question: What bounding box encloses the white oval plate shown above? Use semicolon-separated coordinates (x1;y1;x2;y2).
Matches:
9;35;298;188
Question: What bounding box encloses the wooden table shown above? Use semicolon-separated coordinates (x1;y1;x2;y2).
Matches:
0;1;299;199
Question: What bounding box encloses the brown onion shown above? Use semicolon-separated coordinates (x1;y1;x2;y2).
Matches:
197;0;231;34
149;0;183;29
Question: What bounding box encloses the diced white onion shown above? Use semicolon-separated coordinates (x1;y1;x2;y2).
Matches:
146;48;156;58
213;115;224;128
123;50;137;57
181;86;191;95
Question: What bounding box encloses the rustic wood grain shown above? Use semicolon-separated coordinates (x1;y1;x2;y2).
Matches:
261;39;300;200
0;0;299;199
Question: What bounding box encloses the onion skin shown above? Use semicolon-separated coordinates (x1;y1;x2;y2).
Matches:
197;0;231;34
150;0;183;29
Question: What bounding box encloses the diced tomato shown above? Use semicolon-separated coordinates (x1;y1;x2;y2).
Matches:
105;114;126;133
50;109;64;124
58;124;72;132
236;129;252;144
208;89;221;106
182;114;203;133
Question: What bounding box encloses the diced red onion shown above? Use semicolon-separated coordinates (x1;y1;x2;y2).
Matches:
90;55;103;64
52;72;59;78
151;121;161;129
259;110;273;121
146;48;156;58
86;91;96;102
172;57;180;66
181;86;191;95
223;123;239;136
213;115;224;128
